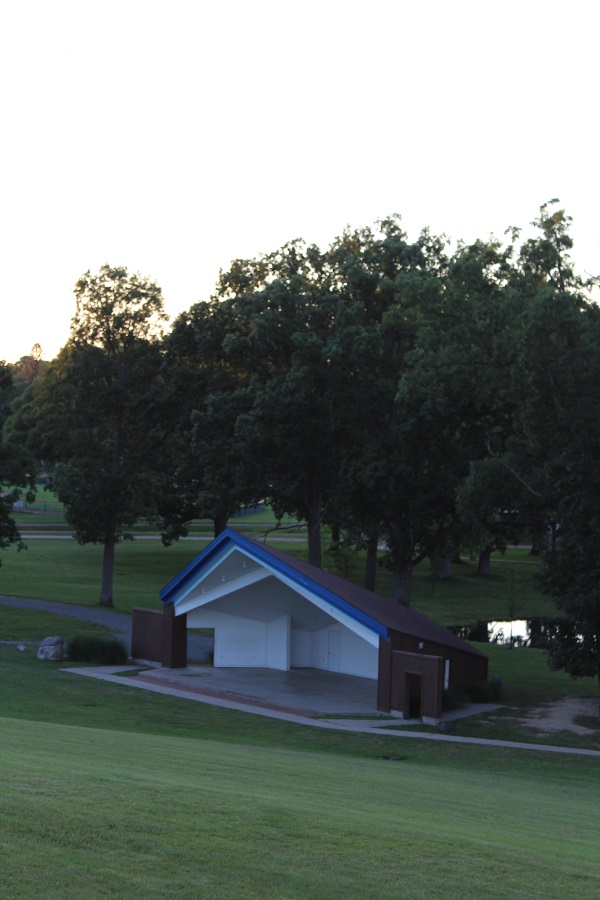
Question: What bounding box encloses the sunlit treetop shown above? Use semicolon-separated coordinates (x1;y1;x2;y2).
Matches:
70;264;168;352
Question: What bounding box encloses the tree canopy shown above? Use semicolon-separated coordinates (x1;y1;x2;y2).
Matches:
0;360;35;562
30;265;167;606
14;202;600;690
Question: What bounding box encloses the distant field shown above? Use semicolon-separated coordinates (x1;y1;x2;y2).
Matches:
0;530;553;625
8;487;550;624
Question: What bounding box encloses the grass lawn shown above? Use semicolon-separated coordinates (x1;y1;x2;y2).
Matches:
3;715;599;899
0;605;114;641
0;539;200;612
1;647;600;897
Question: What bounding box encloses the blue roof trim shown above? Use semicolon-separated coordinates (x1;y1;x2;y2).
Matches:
160;528;387;639
159;530;235;602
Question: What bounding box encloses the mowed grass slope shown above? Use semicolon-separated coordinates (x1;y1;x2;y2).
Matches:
3;715;600;899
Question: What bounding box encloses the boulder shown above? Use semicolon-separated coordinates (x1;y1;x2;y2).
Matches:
37;636;65;661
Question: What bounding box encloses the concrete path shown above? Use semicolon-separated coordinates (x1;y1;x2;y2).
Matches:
64;665;600;757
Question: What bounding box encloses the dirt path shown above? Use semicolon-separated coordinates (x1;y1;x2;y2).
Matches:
519;696;599;735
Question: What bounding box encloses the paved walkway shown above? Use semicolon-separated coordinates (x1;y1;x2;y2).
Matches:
64;665;600;757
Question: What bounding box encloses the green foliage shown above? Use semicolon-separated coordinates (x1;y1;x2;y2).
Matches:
29;265;168;606
443;679;502;710
540;530;600;704
66;634;127;665
464;679;502;703
0;359;37;561
71;264;167;349
9;202;600;618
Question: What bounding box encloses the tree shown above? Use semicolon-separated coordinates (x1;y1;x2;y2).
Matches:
0;360;35;563
495;202;600;715
326;223;513;603
456;458;524;577
203;241;342;566
31;265;167;606
541;529;600;720
159;299;256;540
320;218;451;597
528;299;600;717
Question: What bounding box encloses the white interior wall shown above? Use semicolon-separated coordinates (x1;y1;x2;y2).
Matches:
290;628;312;667
309;626;376;678
339;628;378;678
266;615;290;670
188;609;267;668
186;585;378;678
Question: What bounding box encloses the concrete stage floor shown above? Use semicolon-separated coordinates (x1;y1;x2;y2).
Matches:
135;665;386;718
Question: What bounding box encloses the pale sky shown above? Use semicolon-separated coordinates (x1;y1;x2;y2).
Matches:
1;0;598;363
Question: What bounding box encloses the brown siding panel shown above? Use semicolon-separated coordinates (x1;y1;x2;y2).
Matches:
388;629;488;691
131;608;164;663
163;603;188;668
377;637;392;712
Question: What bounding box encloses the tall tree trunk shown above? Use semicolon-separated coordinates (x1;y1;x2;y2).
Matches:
364;532;378;592
100;534;116;607
476;548;492;577
307;512;321;567
213;512;228;537
530;519;545;556
388;519;414;605
435;558;452;579
304;478;322;568
330;522;341;551
393;563;413;606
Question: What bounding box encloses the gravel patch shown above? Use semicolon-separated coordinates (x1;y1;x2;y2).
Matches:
519;697;598;735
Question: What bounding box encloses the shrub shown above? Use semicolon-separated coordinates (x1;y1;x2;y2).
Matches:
67;634;128;665
442;688;468;711
443;679;502;710
464;680;502;703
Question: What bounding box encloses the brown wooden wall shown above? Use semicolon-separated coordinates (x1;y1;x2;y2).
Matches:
163;603;188;668
390;651;444;721
388;630;488;689
131;605;188;668
377;632;489;720
131;608;163;663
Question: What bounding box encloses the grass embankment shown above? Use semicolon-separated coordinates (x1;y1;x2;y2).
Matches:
3;714;599;899
1;646;600;897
